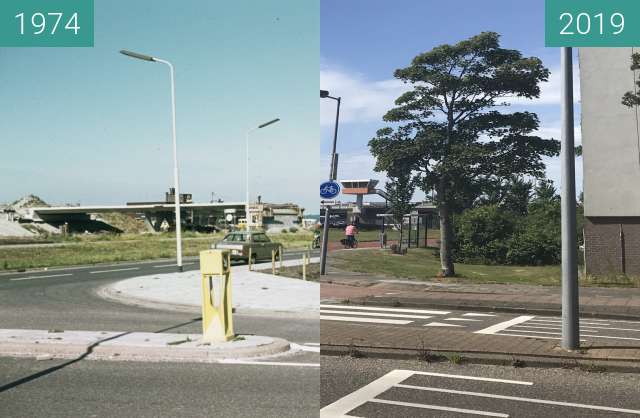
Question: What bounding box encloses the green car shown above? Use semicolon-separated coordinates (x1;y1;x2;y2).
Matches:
212;231;282;263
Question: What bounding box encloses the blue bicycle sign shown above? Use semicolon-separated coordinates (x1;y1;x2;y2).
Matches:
320;181;341;199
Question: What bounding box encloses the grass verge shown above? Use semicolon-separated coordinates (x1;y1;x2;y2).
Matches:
0;231;312;271
329;248;639;287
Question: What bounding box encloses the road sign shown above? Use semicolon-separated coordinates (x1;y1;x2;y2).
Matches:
320;181;341;199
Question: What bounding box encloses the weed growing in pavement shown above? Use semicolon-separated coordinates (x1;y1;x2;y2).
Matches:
347;342;365;358
579;362;607;373
511;357;526;368
233;335;246;341
416;339;438;363
167;336;192;346
392;300;402;307
443;352;463;365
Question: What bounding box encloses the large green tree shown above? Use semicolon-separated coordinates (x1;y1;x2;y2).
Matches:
369;32;560;276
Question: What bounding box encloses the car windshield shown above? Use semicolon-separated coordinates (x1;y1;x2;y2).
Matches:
252;233;270;243
223;233;246;242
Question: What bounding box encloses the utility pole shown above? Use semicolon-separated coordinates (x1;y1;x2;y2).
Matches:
320;90;341;275
561;47;579;350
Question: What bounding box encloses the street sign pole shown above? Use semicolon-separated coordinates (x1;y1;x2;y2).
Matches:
320;94;341;275
561;47;579;350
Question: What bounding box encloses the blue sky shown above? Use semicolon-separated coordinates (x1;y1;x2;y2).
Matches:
1;0;319;211
321;0;582;201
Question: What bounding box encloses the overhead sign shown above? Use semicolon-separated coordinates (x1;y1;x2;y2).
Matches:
545;0;640;46
320;181;341;199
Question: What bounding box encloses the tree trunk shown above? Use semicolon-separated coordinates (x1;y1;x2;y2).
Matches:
438;201;455;277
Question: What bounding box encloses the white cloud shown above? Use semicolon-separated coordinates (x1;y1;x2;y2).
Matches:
321;64;580;129
507;65;580;106
320;67;410;126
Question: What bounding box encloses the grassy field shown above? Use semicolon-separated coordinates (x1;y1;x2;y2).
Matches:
0;230;313;271
329;248;640;287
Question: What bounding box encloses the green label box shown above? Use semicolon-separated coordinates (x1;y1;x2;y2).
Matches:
546;0;640;47
0;0;94;47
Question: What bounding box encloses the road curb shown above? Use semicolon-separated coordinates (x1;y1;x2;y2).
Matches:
320;344;640;374
0;330;291;363
342;297;640;321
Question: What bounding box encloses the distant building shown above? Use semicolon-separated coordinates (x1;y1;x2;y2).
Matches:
580;48;640;276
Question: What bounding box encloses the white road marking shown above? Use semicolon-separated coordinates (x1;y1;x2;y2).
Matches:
10;273;73;281
462;313;497;317
529;319;610;326
445;317;483;322
409;370;532;385
153;262;194;268
493;332;586;341
475;316;535;335
320;309;433;320
290;343;320;353
217;359;319;367
424;322;464;327
536;316;640;325
320;369;532;418
320;304;449;315
396;384;640;414
505;329;598;336
581;325;640;332
89;267;140;274
586;334;640;342
320;369;414;418
370;399;509;417
320;315;413;325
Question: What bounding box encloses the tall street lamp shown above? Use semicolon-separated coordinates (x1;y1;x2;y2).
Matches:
246;118;280;229
120;49;184;272
320;89;341;275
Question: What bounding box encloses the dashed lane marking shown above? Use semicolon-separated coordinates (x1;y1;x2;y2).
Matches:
89;267;140;274
396;384;640;415
320;309;433;320
462;313;497;317
319;304;450;315
320;315;413;325
369;399;509;417
10;273;73;281
445;317;483;322
153;262;194;268
424;322;464;327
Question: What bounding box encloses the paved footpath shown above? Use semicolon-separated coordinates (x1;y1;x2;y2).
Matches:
321;269;640;369
322;269;640;319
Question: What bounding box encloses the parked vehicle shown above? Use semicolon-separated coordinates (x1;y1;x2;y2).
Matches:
212;231;282;263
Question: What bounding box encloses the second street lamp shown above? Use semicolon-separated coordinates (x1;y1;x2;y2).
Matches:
120;49;184;272
246;118;280;229
320;89;341;275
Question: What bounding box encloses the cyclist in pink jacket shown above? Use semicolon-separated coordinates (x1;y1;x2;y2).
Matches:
345;223;357;248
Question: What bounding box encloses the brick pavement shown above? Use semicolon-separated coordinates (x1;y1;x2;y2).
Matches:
321;269;640;319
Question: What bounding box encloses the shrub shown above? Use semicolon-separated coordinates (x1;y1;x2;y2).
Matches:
289;227;298;233
454;205;516;264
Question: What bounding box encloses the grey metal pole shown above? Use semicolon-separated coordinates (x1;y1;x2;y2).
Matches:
320;96;341;275
156;58;183;272
561;47;579;350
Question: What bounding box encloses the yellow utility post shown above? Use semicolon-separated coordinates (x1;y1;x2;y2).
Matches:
279;245;284;271
199;250;234;343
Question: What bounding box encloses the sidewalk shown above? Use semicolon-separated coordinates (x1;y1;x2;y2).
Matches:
321;268;640;319
321;268;640;371
101;258;320;318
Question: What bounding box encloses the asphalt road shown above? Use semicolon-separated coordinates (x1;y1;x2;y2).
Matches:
321;356;640;417
0;252;319;417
